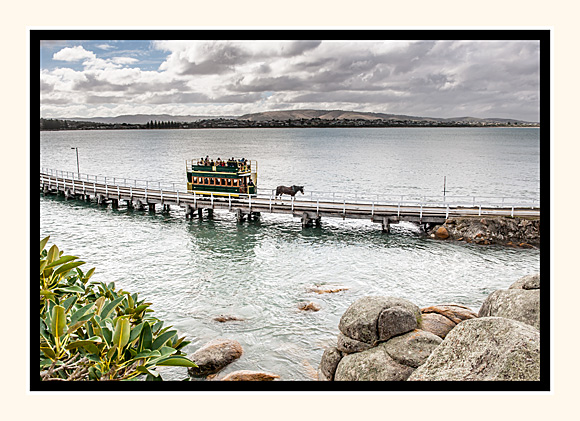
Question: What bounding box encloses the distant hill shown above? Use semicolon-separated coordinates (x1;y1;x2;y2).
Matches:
55;109;536;125
62;114;236;125
237;109;532;124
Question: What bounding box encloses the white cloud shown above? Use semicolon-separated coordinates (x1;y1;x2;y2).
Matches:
112;57;138;65
53;46;96;62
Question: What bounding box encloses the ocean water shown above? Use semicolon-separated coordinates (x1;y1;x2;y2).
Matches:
39;127;541;381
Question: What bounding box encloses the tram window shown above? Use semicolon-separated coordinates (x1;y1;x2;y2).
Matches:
233;179;238;186
222;179;226;186
227;179;232;186
193;177;198;184
204;178;209;184
210;178;215;185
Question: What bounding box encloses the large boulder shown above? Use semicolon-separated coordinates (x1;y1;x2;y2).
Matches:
478;274;540;330
383;329;443;368
334;343;414;381
188;338;243;377
509;273;540;290
408;317;540;381
318;346;343;381
338;296;421;345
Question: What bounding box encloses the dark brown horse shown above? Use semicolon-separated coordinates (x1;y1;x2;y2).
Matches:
275;185;304;199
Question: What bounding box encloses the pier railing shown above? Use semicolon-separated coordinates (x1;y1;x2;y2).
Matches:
40;168;540;214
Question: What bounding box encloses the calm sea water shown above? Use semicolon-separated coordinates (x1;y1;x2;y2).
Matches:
39;127;540;381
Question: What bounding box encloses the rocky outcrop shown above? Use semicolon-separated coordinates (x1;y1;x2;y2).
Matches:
338;296;422;345
308;285;350;294
299;302;321;312
427;217;540;247
408;317;540;381
187;338;243;377
213;315;245;323
319;296;440;381
221;370;280;381
478;273;540;330
421;304;478;339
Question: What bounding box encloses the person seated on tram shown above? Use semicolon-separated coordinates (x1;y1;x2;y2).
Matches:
210;159;214;167
216;158;221;166
248;178;255;187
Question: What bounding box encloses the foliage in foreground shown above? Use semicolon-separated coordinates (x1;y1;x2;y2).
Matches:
39;236;196;381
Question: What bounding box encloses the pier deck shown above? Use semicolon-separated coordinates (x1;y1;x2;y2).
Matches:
40;170;540;230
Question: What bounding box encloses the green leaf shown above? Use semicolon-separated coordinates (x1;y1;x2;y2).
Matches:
136;366;159;377
113;317;131;351
84;267;95;281
40;236;50;254
70;302;95;324
66;337;102;354
56;285;85;294
155;355;198;368
47;245;59;264
100;296;125;319
40;346;56;359
61;295;78;313
94;296;106;315
50;305;66;337
40;289;56;299
45;255;78;269
100;326;113;346
53;261;85;276
129;322;144;343
138;322;153;352
158;346;177;357
40;260;47;274
151;330;177;351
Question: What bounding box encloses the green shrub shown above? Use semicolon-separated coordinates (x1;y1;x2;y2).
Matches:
39;236;196;381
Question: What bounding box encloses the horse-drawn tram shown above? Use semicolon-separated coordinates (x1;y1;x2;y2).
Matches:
186;157;257;196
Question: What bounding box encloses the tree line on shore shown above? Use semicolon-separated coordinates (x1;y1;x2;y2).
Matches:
40;117;538;131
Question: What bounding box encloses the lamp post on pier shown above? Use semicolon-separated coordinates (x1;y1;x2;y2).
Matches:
71;147;80;178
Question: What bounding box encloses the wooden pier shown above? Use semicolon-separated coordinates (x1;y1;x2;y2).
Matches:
40;170;540;232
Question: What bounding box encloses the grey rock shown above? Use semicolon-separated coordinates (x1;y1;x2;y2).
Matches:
317;369;332;381
337;332;373;354
408;317;540;381
338;296;421;345
479;289;540;330
509;273;540;290
334;343;414;381
188;338;243;377
378;306;418;341
319;346;343;381
383;329;443;368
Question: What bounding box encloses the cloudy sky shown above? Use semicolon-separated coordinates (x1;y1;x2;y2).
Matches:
39;38;540;121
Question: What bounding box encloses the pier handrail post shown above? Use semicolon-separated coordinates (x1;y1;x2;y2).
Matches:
194;192;197;209
371;201;374;216
291;196;294;212
229;194;232;210
177;190;179;205
211;192;214;208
